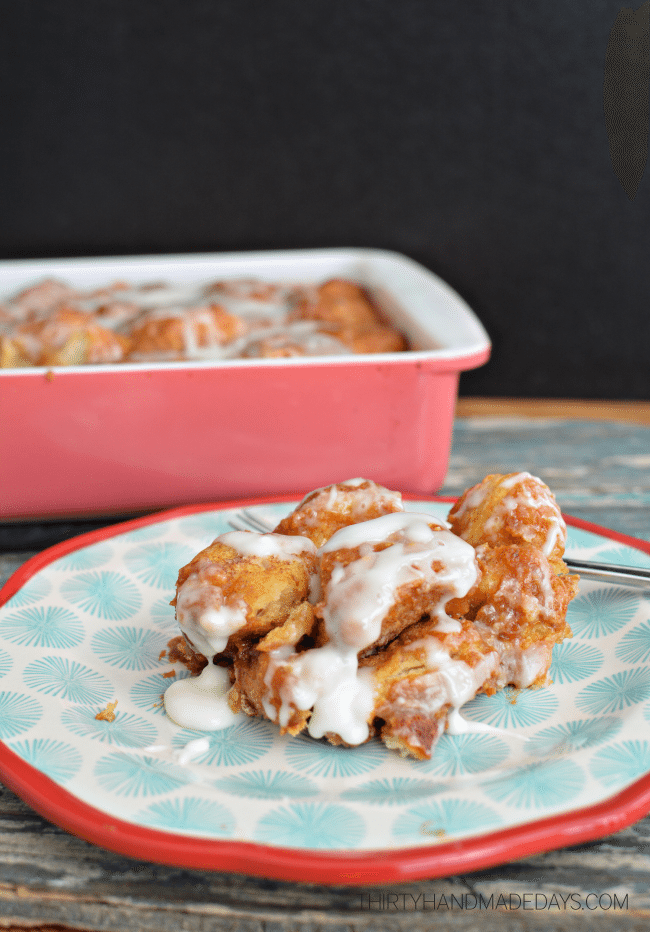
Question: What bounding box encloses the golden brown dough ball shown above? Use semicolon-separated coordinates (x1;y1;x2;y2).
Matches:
8;278;78;317
0;337;32;368
288;278;406;353
172;531;318;659
290;279;379;330
448;472;568;570
274;479;404;547
12;307;130;365
127;304;246;358
345;326;406;354
461;543;577;649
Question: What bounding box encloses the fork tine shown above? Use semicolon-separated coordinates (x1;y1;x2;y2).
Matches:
226;516;250;532
241;509;275;532
227;509;275;534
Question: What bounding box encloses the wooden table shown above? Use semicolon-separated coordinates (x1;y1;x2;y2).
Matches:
1;400;649;931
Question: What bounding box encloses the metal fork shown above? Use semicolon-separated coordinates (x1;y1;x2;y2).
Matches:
562;558;650;589
228;510;650;589
227;509;276;534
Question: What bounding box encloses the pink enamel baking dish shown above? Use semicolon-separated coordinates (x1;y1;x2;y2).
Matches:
0;248;490;520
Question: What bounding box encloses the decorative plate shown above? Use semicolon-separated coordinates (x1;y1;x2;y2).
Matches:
1;496;650;885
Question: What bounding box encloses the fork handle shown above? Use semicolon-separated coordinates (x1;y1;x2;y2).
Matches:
565;558;650;588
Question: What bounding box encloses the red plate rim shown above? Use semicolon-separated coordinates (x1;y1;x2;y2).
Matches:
1;494;649;885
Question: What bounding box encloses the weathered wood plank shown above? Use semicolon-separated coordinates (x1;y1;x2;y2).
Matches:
441;419;650;542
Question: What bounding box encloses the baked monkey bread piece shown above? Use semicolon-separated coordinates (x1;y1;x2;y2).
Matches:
167;474;578;760
273;477;405;547
171;531;318;664
448;471;569;571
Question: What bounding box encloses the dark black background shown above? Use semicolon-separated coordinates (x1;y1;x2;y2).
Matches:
2;1;648;399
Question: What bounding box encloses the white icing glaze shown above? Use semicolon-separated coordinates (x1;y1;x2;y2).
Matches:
450;479;492;521
175;736;211;764
543;520;564;559
499;471;530;490
320;513;477;639
387;639;499;742
321;511;443;553
292;479;404;529
264;645;376;745
174;531;315;658
496;640;553;689
180;308;234;356
158;319;346;362
446;709;507;736
175;564;248;657
418;642;497;708
260;512;478;746
473;622;553;689
384;634;553;751
239;322;350;358
217;530;316;561
485;473;566;557
163;664;239;730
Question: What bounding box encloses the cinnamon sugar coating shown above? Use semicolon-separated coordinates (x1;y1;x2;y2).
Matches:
167;474;578;760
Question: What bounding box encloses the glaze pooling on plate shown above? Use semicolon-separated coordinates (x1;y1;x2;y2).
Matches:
0;503;650;851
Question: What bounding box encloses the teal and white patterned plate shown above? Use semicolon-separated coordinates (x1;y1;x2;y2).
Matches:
1;499;650;877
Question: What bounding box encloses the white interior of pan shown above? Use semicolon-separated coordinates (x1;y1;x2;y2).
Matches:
0;247;490;371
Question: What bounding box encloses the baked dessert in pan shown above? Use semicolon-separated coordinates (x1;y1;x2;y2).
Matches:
0;277;406;367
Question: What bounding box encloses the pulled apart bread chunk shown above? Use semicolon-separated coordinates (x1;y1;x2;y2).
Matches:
167;474;578;760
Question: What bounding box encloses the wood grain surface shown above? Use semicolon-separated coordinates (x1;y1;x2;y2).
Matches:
1;405;650;931
456;398;650;426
